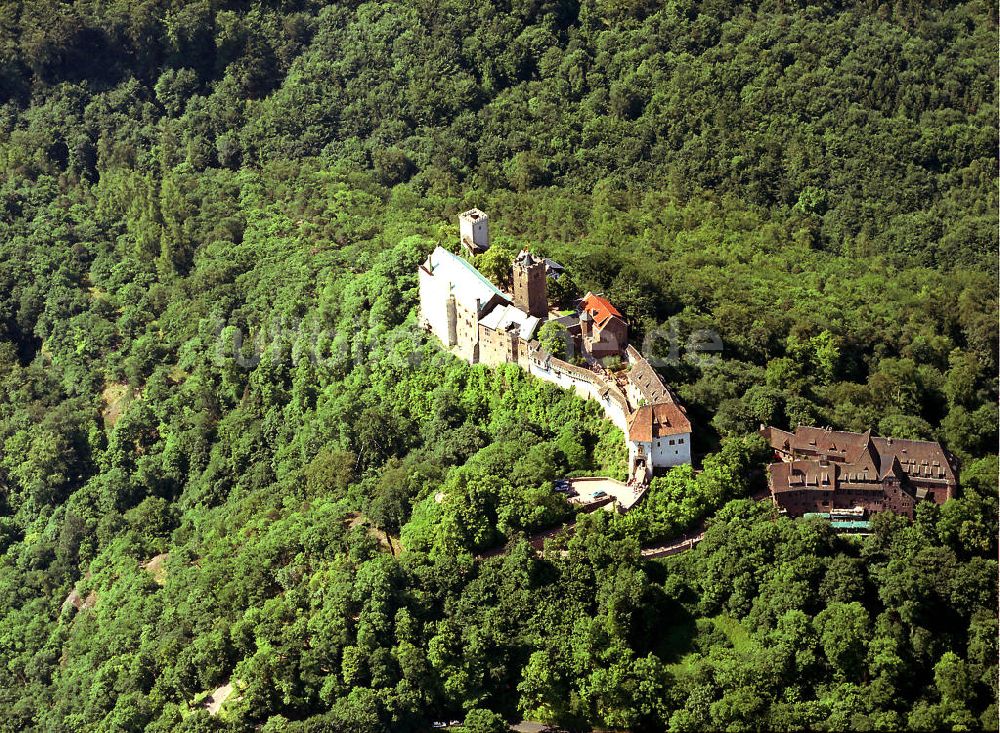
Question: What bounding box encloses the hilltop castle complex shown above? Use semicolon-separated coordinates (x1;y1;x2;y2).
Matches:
419;209;691;483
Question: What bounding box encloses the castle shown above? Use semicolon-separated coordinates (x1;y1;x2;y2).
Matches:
419;209;692;482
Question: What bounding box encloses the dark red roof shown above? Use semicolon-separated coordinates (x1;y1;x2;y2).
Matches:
763;425;958;513
769;460;836;493
762;425;958;486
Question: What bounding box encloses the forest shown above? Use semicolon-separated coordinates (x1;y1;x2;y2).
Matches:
0;0;996;731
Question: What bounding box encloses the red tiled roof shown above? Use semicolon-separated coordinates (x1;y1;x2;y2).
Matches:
769;460;836;493
762;425;958;486
628;402;691;442
872;436;957;484
761;426;795;452
767;425;872;461
763;425;958;513
581;292;623;327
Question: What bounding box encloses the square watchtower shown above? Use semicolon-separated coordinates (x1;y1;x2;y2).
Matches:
513;249;548;318
459;208;490;256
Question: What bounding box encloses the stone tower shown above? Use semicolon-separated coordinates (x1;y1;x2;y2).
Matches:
512;249;548;318
459;208;490;256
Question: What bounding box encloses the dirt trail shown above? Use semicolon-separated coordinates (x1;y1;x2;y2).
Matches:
202;682;234;716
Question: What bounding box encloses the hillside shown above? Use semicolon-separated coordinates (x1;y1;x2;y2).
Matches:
0;1;996;731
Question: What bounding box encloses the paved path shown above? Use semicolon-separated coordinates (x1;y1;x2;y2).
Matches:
477;522;708;561
476;523;576;559
640;530;705;558
568;476;647;512
201;682;234;716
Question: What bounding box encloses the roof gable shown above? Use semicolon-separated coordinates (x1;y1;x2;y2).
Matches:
581;292;624;327
628;402;691;442
851;438;881;475
872;436;957;483
792;425;870;459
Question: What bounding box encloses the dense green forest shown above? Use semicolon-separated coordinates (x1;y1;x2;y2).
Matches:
0;1;996;730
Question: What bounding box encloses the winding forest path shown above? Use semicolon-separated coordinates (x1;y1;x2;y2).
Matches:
476;523;706;560
639;530;705;558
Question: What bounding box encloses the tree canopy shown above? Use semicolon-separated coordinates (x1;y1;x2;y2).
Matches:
0;1;996;731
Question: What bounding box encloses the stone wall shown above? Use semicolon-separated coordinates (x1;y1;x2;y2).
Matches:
773;483;916;519
649;433;692;467
524;343;631;435
418;265;450;344
590;317;628;357
453;299;479;363
479;324;517;367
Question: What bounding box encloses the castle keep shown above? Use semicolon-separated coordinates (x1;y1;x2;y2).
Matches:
512;250;548;318
419;209;692;481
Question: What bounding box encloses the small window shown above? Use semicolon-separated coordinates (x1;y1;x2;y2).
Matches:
656;441;660;448
669;439;675;445
678;438;685;444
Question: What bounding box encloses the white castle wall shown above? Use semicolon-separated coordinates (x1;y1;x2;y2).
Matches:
630;434;691;474
419;266;452;346
459;209;490;251
653;434;691;466
526;353;630;435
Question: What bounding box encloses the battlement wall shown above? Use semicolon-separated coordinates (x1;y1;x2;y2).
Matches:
524;343;631;434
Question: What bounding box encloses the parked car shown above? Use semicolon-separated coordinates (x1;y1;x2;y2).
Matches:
591;490;608;499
